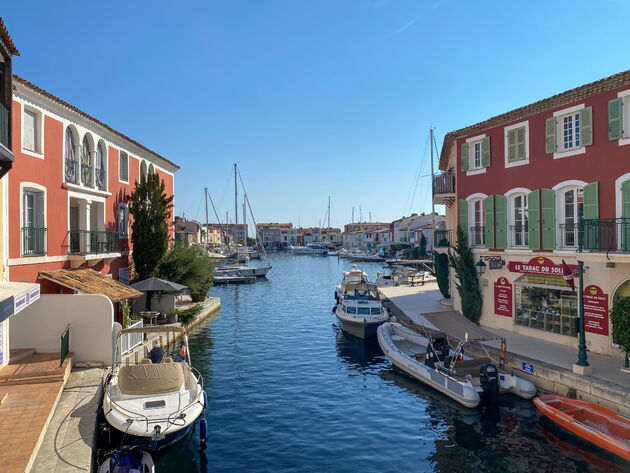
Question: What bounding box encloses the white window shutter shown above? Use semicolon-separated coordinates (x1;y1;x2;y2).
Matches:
23;110;36;150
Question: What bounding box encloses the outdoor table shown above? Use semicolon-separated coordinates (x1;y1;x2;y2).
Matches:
139;311;159;326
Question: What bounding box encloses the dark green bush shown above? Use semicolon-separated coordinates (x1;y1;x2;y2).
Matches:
158;244;215;301
448;226;481;324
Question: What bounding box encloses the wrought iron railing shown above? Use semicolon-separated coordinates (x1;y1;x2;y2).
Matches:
65;159;79;184
0;102;8;149
81;163;93;187
432;170;456;195
559;222;579;249
469;225;485;247
22;227;47;256
434;229;452;247
69;230;119;255
509;224;528;248
60;324;70;367
577;218;630;253
95;167;106;190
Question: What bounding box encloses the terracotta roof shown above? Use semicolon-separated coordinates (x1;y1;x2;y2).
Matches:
13;75;180;170
439;68;630;171
38;268;142;303
0;18;19;56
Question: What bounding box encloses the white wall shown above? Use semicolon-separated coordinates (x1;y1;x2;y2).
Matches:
10;294;114;364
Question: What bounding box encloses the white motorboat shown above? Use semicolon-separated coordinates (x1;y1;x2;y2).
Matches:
289;245;310;254
305;242;329;255
334;281;389;339
334;265;368;301
377;323;536;408
215;263;271;278
99;446;155;473
103;326;206;452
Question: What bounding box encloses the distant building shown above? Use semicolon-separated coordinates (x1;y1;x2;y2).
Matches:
174;217;201;246
257;223;294;249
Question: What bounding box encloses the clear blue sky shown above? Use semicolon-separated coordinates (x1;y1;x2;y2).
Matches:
4;1;629;230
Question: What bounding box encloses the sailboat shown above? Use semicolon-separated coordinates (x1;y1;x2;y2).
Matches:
213;164;272;280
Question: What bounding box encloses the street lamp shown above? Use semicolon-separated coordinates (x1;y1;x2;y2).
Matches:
476;257;487;276
574;260;591;374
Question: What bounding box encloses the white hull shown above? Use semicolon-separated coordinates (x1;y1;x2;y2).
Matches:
216;265;271;278
99;450;155;473
336;316;385;339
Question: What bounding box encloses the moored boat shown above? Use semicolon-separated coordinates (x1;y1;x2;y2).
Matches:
103;326;206;452
99;446;155;473
334;281;389;339
334;265;368;301
534;394;630;462
377;323;536;408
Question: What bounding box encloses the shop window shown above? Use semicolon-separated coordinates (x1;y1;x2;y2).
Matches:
514;274;578;337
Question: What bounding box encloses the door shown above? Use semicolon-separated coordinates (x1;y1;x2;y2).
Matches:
23;192;35;253
69;205;80;253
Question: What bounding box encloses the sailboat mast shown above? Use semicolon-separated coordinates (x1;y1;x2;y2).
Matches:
204;187;209;246
234;163;238;243
328;196;331;228
243;199;247;247
430;127;436;252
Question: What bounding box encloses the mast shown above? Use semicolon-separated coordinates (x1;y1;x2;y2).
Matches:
225;211;228;244
243;199;247;248
359;205;363;223
352;207;354;224
204;187;209;246
234;163;238;244
328;196;331;228
430;127;436;252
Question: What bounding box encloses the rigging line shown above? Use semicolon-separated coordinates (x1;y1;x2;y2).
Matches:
404;132;430;213
408;133;430;214
236;168;271;262
207;190;231;253
432;132;441;170
216;168;234;217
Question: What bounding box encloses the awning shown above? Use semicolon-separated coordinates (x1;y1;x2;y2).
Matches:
0;282;40;323
514;273;572;291
131;277;187;292
38;268;142;303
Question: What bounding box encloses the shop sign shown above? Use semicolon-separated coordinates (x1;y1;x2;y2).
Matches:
494;277;512;317
484;256;505;270
583;285;609;336
508;256;579;277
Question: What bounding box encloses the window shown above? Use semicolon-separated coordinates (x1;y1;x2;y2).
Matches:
462;136;489;172
119;267;130;285
118;203;129;237
64;128;77;183
471;199;485;246
505;122;529;167
560;113;580;151
562;188;583;248
22;189;46;256
119;151;129;182
23;108;41;153
511;194;528;247
95;142;106;191
473;142;482;168
81;136;93;187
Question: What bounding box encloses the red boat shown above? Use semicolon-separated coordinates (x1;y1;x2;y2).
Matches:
534;395;630;462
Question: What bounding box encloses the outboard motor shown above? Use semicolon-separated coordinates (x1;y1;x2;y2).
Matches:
480;363;499;405
425;332;450;368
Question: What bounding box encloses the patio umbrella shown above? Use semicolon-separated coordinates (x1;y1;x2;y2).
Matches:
130;277;188;310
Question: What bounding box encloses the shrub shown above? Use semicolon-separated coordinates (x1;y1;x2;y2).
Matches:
433;252;450;299
448;226;482;324
419;233;427;257
158;243;215;302
610;297;630;368
168;304;203;327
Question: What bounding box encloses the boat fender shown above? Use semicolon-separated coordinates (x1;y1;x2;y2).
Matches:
199;418;208;447
331;305;337;315
480;364;499;405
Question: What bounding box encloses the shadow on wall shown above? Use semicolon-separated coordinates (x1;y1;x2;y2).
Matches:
9;294;114;364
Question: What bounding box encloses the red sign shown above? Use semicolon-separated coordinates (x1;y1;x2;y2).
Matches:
494;277;512;317
583;285;609;336
508;257;579;277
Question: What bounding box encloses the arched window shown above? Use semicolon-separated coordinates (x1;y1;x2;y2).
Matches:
510;194;528;247
81;135;93;187
469;198;485;246
95;142;106;190
140;160;147;180
64;128;77;184
148;163;155;175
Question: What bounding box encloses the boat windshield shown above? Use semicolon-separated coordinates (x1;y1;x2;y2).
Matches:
344;286;379;301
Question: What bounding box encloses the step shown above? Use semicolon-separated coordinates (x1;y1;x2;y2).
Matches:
9;348;36;364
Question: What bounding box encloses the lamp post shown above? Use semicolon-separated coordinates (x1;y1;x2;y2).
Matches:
574;260;591;374
476;257;487;277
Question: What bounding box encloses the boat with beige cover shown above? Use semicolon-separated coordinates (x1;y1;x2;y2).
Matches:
103;325;205;452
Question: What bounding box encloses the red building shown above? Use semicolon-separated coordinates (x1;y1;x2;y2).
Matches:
8;76;178;297
435;69;630;356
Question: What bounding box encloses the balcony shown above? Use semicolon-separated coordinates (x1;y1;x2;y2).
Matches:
433;171;456;206
469;226;485;247
577;218;630;253
509;224;528;248
65;159;79;184
434;229;452;248
559;222;579;249
22;227;47;256
69;230;119;256
0;102;8;150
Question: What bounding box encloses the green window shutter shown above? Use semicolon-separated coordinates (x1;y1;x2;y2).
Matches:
541;188;556;250
583;182;599;250
608;98;623;141
494;195;507;249
482;136;491;167
484;195;495;249
507;129;516;162
545;117;557;154
528;190;540;250
516;126;526;160
622;181;630;251
458;199;468;238
461;143;469;172
580;106;593;146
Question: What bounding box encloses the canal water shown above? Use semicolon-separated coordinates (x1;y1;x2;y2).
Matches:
157;253;629;473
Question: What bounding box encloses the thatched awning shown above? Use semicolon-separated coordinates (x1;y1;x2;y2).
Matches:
38;268;142;303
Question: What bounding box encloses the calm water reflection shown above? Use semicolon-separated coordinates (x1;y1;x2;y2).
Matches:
156;253;629;472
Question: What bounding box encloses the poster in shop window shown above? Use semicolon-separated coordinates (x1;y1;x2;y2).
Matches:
494;277;512;317
583;285;609;336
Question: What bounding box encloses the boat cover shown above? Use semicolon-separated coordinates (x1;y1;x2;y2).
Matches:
118;362;184;395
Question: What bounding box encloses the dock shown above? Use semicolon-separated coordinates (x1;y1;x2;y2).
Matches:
213;275;256;284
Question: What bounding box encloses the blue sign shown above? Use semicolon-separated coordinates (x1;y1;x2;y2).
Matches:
522;362;534;375
0;296;14;324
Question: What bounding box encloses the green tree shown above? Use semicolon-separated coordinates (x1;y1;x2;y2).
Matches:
448;226;482;324
433;252;451;299
419;233;427;258
158;243;215;302
128;173;174;280
610;297;630;368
